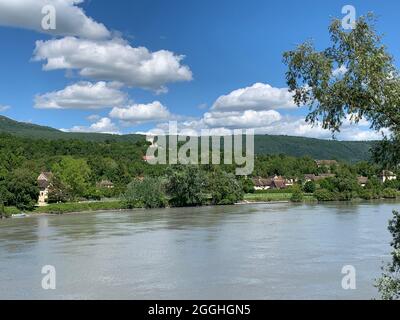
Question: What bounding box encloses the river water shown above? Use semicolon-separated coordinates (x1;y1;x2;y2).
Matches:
0;201;399;300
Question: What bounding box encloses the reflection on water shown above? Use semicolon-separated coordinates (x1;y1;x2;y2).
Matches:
0;201;399;300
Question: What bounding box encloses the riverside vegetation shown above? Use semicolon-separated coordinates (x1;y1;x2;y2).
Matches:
0;131;399;218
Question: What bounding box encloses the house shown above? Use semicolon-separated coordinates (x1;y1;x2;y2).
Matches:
252;175;288;190
97;180;114;189
357;176;369;187
270;176;287;189
252;177;272;190
304;173;335;182
37;172;52;206
380;170;397;183
315;160;338;168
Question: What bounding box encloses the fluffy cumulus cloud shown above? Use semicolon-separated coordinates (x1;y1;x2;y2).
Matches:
212;83;297;111
140;110;383;141
203;110;281;128
34;81;127;109
63;117;119;134
0;0;110;39
33;37;193;91
109;101;171;124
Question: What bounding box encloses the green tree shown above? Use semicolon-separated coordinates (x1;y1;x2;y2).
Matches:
284;14;400;299
314;189;336;202
303;181;316;193
47;175;70;203
122;177;166;209
242;177;255;194
165;165;207;207
52;156;91;199
291;186;304;203
209;170;244;205
6;168;39;210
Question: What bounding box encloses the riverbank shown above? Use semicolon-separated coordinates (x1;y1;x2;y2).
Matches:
2;192;399;217
243;193;316;202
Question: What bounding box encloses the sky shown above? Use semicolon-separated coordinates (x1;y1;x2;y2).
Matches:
0;0;399;140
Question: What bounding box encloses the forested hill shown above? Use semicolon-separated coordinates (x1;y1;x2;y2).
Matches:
0;116;143;143
254;135;375;162
0;115;375;162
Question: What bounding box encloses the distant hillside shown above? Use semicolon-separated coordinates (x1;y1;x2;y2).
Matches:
0;116;143;143
254;135;375;162
0;115;375;162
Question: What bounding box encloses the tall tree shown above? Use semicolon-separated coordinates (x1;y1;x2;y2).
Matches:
283;14;400;299
165;165;207;207
52;156;91;199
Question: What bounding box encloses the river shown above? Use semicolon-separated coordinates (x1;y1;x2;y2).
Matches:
0;201;399;300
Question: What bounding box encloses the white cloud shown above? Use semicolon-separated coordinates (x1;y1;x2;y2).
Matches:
33;37;193;91
141;112;384;141
0;0;110;39
86;114;101;122
212;83;297;111
34;81;127;109
203;110;281;128
109;101;171;124
0;105;11;112
63;117;119;134
332;65;348;78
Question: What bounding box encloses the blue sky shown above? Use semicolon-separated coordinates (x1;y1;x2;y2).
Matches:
0;0;399;140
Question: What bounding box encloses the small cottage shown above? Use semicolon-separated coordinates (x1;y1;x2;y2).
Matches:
37;172;52;206
97;180;114;189
380;170;397;183
357;176;369;187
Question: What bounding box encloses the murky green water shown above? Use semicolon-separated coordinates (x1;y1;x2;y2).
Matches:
0;201;398;300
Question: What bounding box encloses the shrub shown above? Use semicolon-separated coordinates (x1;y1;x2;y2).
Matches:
359;189;381;200
303;181;316;193
382;188;398;199
209;171;244;205
291;188;304;202
122;177;166;209
242;178;255;193
165;165;207;207
314;189;336;201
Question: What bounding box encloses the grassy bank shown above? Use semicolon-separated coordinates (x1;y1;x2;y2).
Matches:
33;201;126;214
244;193;316;202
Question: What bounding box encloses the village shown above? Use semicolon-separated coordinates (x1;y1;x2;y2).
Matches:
34;159;398;208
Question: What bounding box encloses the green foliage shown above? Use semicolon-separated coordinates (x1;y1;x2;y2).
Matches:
6;169;39;210
209;170;243;205
290;187;304;202
52;157;91;199
165;165;207;207
358;189;381;200
303;181;316;193
242;178;255;193
122;177;166;209
34;201;125;214
283;14;400;168
376;211;400;300
314;189;336;202
47;175;70;203
382;188;398;199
